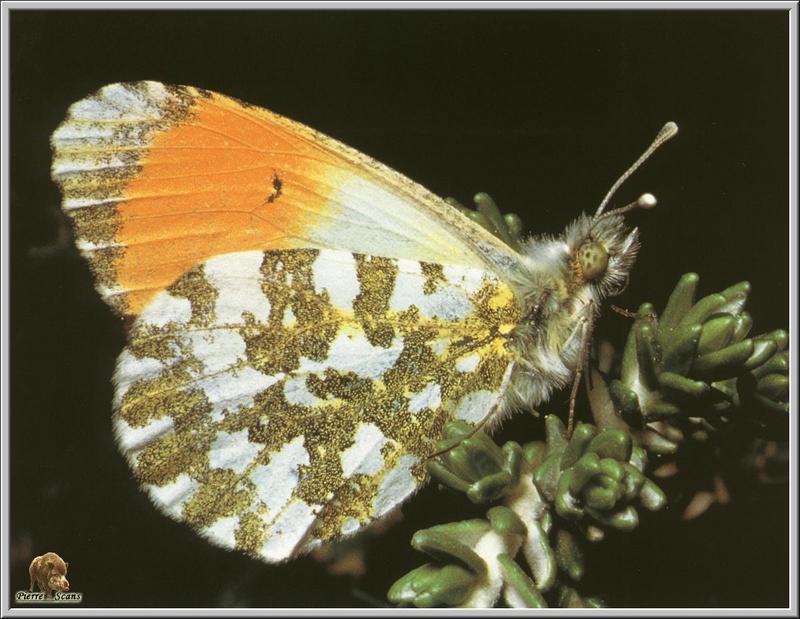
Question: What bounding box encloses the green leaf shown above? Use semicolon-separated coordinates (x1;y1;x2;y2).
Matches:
584;484;621;511
544;415;568;450
523;441;547;468
487;506;527;538
661;324;702;374
411;528;487;575
765;329;789;351
467;471;513;504
587;429;632;461
730;312;753;342
620;463;645;500
692;338;754;380
555;472;584;520
502;441;524;486
533;452;562;502
697;314;736;354
523;520;557;592
588;505;639;532
597;458;624;482
743;339;778;370
756;374;789;401
629;446;648;472
645;399;683;421
555;529;585;582
474;192;515;247
717;280;751;314
560;424;597;470
465;435;505;477
636;429;680;454
441;445;483;483
659;272;699;336
427;461;471;493
657;371;710;399
752;350;788;379
388;563;477;607
678;292;728;329
638;479;668;511
498;554;548;608
443;420;473;440
635;322;661;391
609;380;642;421
568;452;602;495
504;213;524;247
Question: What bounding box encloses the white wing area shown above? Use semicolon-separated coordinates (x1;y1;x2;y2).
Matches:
112;248;518;562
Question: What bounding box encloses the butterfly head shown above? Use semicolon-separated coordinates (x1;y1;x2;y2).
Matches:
562;121;679;302
507;123;678;412
564;192;656;298
514;122;678;347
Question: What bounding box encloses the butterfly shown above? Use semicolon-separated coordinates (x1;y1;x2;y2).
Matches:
50;82;676;563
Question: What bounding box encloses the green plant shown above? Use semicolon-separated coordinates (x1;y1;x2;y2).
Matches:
386;199;789;607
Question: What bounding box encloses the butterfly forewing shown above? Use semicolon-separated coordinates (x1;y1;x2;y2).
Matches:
51;82;520;317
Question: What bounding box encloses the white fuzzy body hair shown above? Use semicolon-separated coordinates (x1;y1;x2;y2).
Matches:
495;212;639;418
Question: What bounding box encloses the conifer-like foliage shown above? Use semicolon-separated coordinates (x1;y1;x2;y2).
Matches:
387;198;789;608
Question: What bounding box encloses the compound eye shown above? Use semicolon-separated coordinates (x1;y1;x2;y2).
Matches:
578;240;609;281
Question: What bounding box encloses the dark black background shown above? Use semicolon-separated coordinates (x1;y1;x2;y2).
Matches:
10;9;789;608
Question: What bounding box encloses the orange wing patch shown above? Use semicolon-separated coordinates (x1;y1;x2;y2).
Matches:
53;83;346;315
52;82;519;317
114;92;354;315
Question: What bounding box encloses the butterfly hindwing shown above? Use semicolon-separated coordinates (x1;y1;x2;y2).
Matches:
51;81;521;317
113;248;520;561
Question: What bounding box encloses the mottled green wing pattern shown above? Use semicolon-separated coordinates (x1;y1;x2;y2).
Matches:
113;248;521;562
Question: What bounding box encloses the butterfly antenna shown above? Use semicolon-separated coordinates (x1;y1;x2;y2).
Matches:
593;191;658;226
594;121;679;217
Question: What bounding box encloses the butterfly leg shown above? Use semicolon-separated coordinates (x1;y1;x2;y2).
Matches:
567;303;596;439
424;396;504;462
610;304;657;324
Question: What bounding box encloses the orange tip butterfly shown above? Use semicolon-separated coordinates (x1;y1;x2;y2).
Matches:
51;82;676;563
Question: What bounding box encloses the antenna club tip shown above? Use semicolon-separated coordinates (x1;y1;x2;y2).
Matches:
662;121;679;136
595;123;676;217
637;193;657;209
